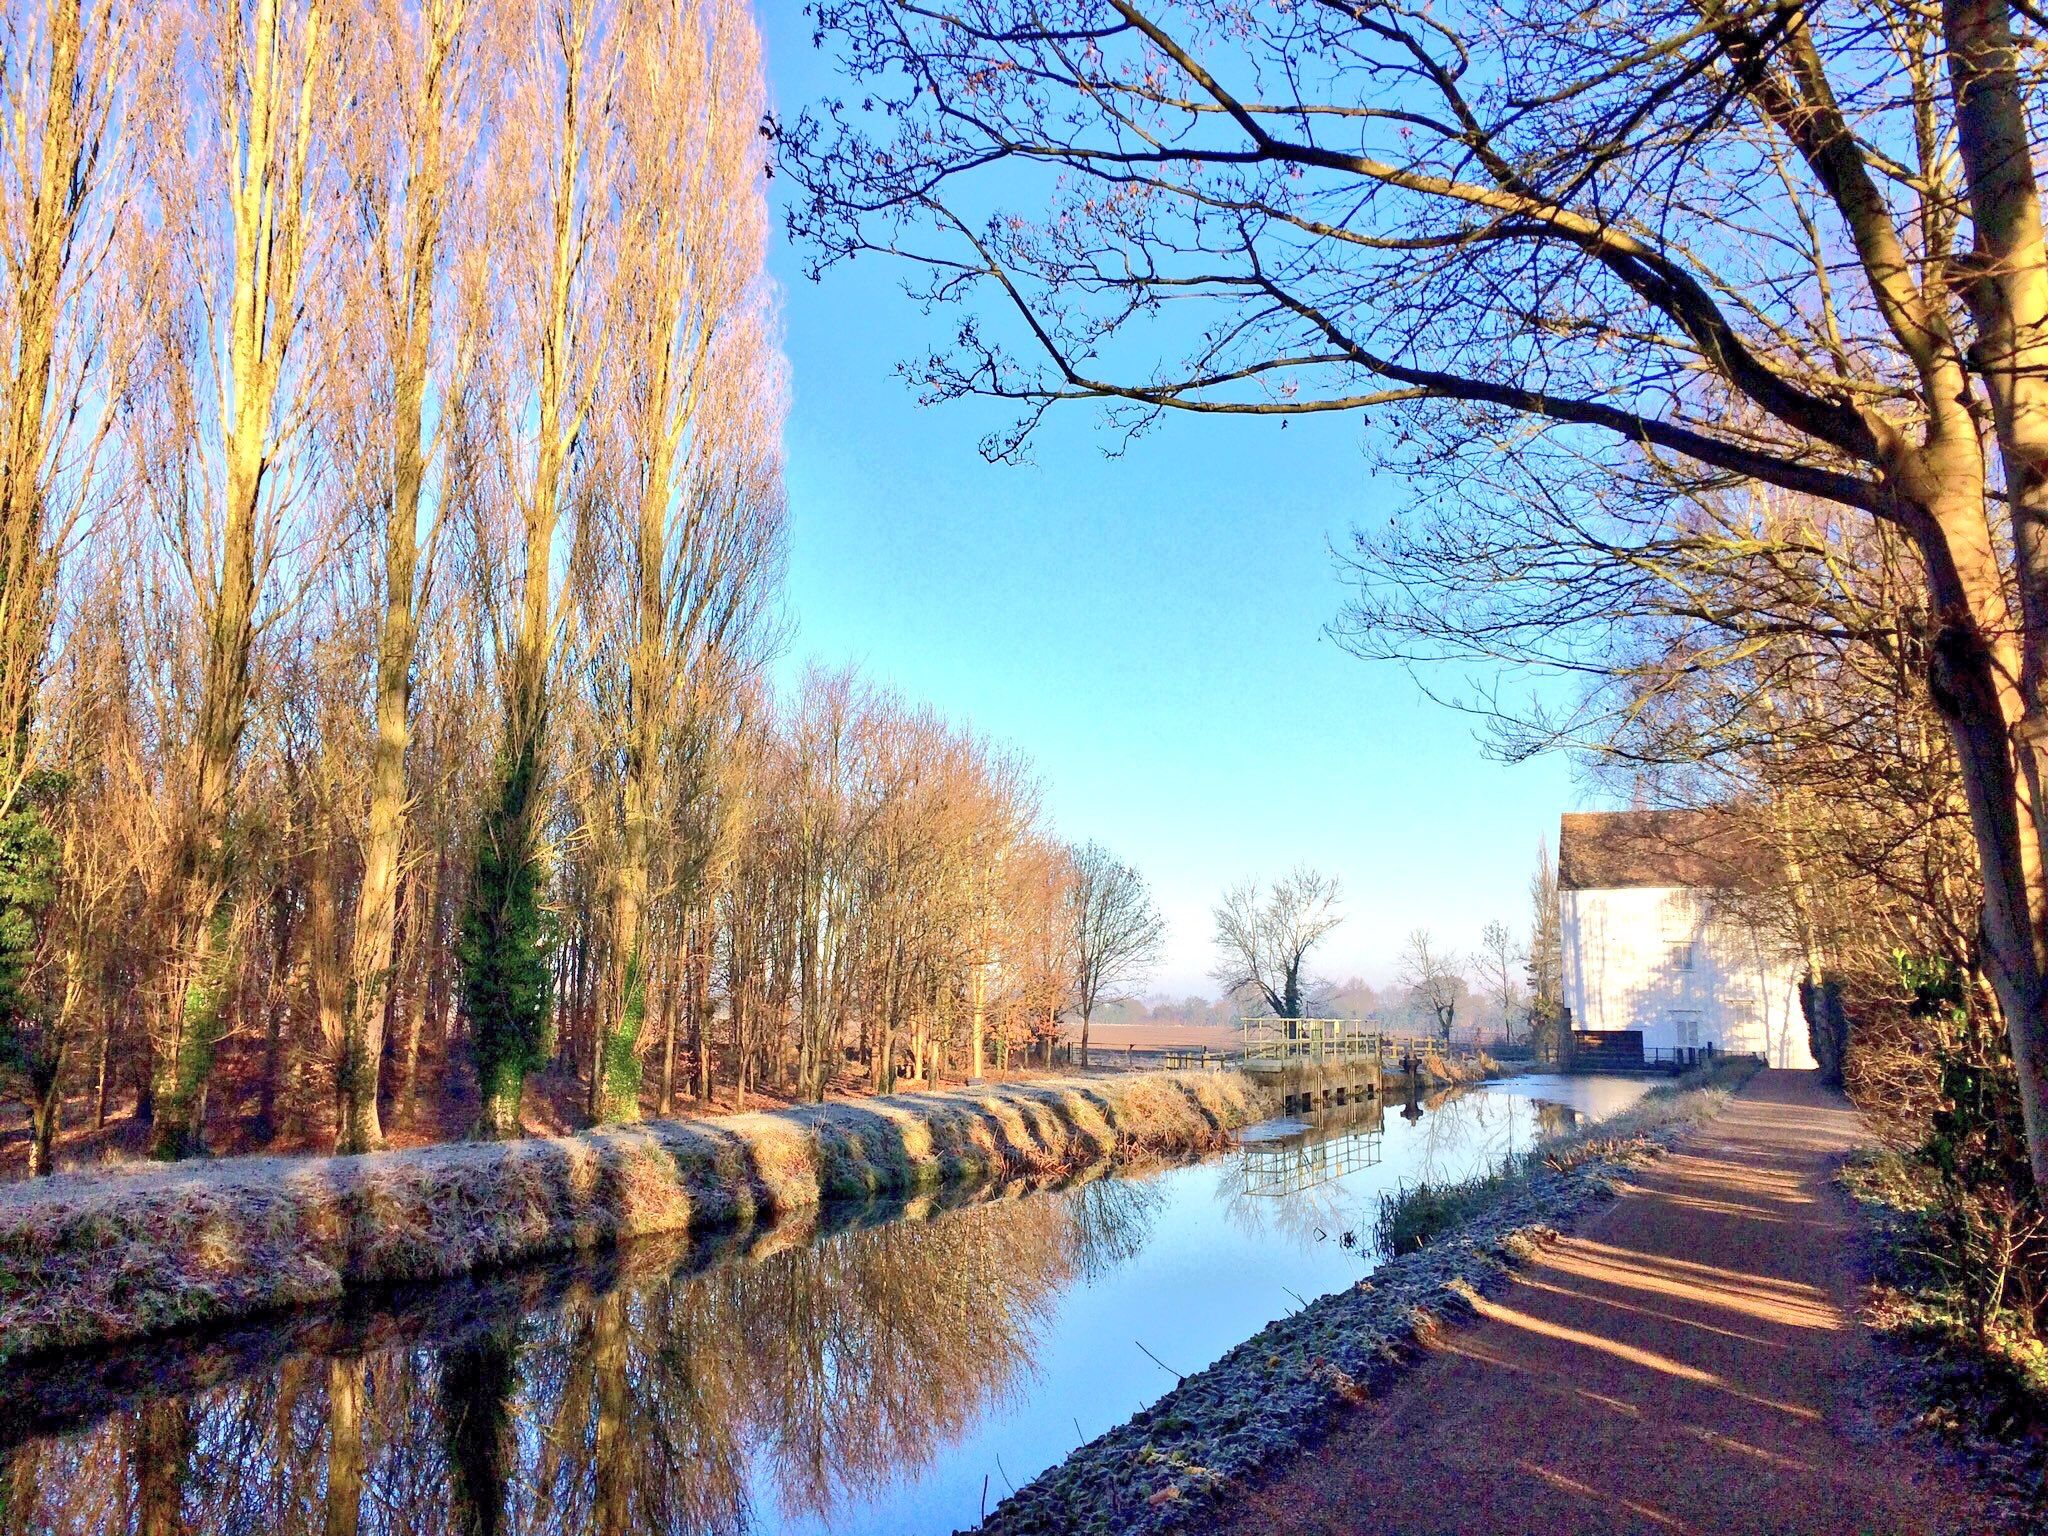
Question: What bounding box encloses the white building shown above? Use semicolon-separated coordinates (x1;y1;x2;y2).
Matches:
1559;810;1814;1070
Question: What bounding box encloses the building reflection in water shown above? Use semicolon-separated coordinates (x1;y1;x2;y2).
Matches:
1537;1100;1581;1137
0;1171;1163;1536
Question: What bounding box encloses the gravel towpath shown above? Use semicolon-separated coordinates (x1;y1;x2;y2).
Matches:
1220;1069;1988;1535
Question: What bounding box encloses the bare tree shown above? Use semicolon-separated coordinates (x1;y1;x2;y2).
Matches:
323;0;483;1154
1067;840;1164;1067
135;0;343;1158
0;0;1207;1178
584;0;781;1123
457;0;615;1139
1400;929;1465;1048
0;0;131;803
0;0;136;1174
1209;867;1343;1020
1476;920;1525;1046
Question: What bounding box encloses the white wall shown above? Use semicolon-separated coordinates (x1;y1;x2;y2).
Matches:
1561;885;1814;1069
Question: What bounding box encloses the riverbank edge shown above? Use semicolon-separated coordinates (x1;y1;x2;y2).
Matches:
1388;1046;1504;1095
0;1068;1271;1363
0;1159;1130;1451
974;1063;1758;1536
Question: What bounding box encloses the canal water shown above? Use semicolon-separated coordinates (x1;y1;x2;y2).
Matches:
0;1073;1650;1535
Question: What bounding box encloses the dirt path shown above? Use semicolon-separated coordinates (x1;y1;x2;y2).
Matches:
1221;1070;1986;1535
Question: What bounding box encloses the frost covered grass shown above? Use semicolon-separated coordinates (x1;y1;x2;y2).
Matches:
0;1069;1268;1363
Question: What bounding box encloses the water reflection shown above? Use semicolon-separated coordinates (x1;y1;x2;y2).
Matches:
1218;1084;1575;1254
1540;1099;1582;1137
1218;1100;1385;1248
2;1172;1164;1536
1;1076;1645;1536
1234;1100;1387;1199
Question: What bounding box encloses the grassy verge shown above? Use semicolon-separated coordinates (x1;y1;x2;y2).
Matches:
1841;1147;2048;1526
1375;1164;1521;1256
0;1069;1269;1364
1375;1055;1764;1257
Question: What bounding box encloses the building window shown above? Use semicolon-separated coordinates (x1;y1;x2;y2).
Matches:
1668;1010;1702;1049
1723;997;1757;1054
1658;892;1698;943
1666;940;1695;973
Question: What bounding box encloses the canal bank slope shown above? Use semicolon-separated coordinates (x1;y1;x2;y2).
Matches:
0;1069;1267;1363
1222;1070;1989;1535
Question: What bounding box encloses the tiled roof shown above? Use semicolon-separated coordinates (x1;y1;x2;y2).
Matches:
1557;808;1777;892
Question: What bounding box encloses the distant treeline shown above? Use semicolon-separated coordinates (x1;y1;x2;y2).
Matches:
1097;976;1506;1041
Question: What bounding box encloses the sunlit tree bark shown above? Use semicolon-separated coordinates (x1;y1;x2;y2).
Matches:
0;0;128;794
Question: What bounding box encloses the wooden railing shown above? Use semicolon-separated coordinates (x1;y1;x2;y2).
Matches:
1131;1022;1496;1073
1237;1017;1384;1065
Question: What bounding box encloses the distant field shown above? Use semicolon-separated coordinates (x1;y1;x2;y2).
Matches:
1071;1020;1240;1051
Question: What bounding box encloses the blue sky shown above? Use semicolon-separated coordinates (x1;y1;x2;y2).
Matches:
760;15;1576;996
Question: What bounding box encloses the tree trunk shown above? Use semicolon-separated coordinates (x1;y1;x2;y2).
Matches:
93;1021;110;1130
396;912;430;1130
697;932;716;1106
0;1;87;802
149;889;234;1162
324;1357;365;1536
1940;0;2048;1183
152;0;328;1157
874;945;898;1092
594;764;650;1123
26;1055;61;1178
133;1398;192;1536
333;540;414;1155
657;944;678;1117
308;809;349;1147
337;155;441;1149
970;965;985;1080
257;887;290;1144
464;726;552;1142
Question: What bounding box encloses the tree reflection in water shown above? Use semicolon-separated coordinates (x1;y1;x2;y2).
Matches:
0;1172;1162;1536
442;1325;519;1536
